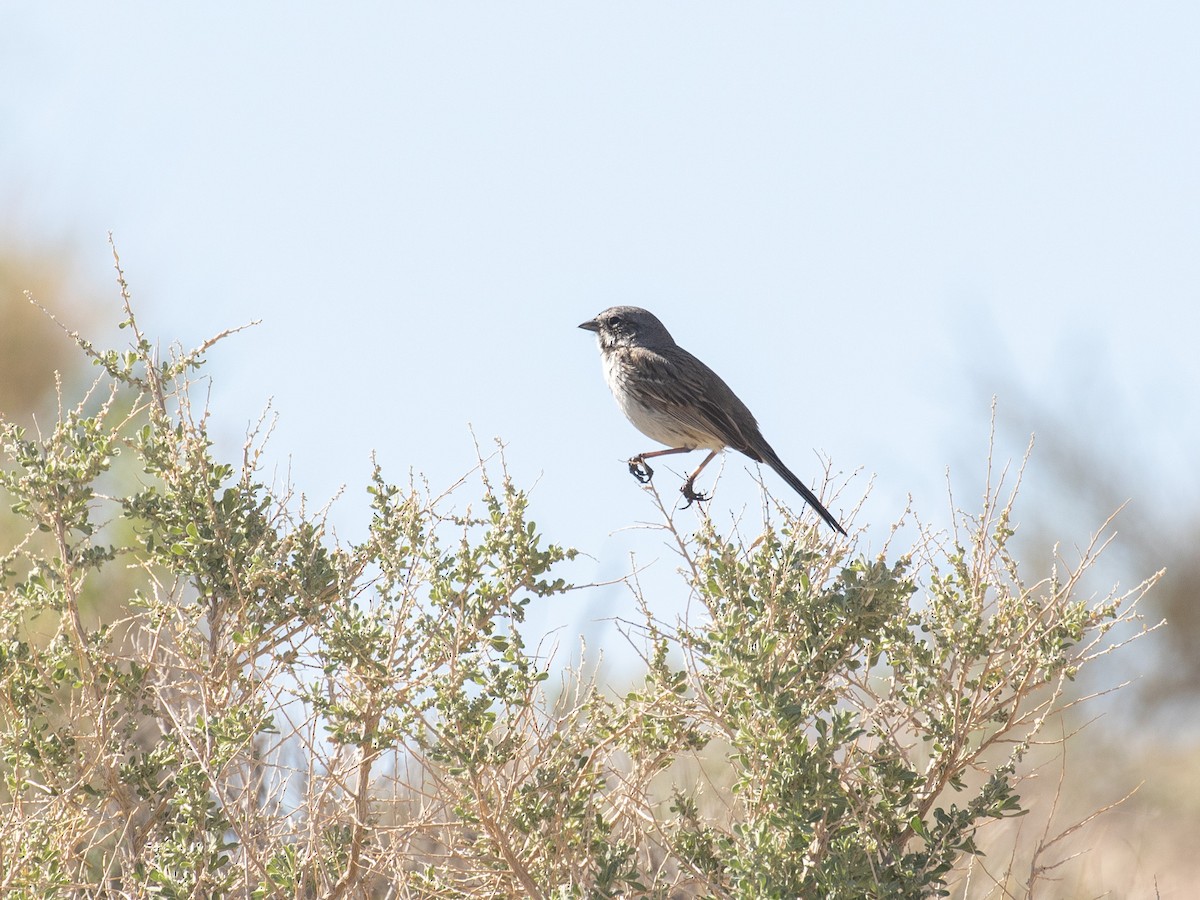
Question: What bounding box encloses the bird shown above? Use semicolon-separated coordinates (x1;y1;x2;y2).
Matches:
579;305;847;535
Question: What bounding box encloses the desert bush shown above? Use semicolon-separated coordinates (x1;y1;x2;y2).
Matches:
0;263;1158;898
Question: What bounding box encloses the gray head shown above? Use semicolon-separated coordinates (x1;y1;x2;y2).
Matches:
578;306;678;352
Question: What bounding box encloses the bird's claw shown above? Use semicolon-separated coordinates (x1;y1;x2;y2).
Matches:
628;457;654;484
681;481;709;507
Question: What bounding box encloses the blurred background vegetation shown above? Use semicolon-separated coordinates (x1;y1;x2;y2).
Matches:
0;240;97;424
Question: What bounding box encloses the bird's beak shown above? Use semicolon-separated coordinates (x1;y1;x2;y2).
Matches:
578;318;600;333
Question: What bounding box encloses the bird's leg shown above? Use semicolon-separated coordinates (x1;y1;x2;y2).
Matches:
628;446;694;485
680;450;720;507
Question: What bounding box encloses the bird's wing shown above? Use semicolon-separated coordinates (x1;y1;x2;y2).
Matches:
632;346;765;457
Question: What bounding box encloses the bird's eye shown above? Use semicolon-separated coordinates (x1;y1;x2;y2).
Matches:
607;316;622;329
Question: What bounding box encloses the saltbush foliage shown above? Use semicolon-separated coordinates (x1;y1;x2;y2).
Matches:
0;273;1156;898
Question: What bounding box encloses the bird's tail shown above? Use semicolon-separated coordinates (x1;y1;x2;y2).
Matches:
756;442;847;535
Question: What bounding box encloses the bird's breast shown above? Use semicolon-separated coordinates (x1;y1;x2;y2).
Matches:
600;347;725;451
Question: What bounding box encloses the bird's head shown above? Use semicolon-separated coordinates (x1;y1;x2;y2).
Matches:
578;306;676;351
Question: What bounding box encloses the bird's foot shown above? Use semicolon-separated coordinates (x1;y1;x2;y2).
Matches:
628;456;654;484
681;480;709;507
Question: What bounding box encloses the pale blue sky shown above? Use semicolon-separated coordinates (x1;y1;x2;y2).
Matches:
3;4;1198;672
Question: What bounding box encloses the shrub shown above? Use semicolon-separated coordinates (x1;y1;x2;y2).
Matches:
0;263;1158;898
